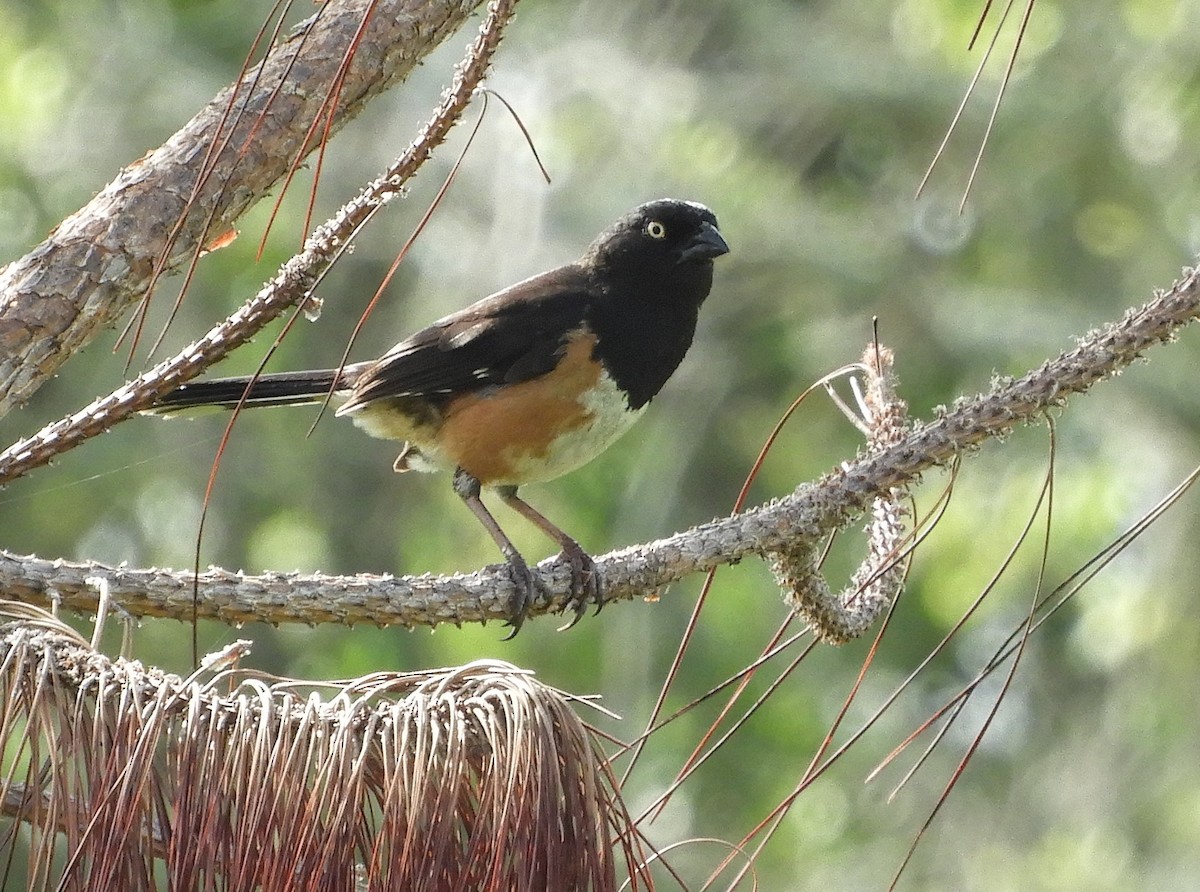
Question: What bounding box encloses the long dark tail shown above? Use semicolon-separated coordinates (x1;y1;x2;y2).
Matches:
147;368;352;415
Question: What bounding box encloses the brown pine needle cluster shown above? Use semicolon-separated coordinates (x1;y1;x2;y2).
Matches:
0;605;644;891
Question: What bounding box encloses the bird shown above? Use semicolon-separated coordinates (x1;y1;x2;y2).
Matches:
150;198;729;634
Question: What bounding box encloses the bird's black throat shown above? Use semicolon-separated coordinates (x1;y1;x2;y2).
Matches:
586;263;713;410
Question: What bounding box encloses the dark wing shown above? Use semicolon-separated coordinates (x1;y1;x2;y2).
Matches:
337;264;597;413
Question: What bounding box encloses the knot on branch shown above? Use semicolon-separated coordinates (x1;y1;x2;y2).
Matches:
771;344;910;644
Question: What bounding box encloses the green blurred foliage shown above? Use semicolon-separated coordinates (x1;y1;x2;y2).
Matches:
3;0;1200;887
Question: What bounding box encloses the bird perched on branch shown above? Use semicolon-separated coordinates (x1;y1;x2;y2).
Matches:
151;198;729;634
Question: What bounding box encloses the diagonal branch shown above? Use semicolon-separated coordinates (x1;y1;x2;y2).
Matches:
0;0;485;418
0;0;516;487
3;264;1197;631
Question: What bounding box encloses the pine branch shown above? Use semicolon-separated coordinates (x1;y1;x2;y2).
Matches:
3;264;1197;632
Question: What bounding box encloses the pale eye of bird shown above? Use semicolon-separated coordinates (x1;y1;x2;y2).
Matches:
644;220;668;239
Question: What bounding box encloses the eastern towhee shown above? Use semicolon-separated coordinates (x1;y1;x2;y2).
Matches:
151;198;729;633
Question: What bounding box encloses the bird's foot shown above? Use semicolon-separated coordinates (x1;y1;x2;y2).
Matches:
501;553;550;640
556;541;603;632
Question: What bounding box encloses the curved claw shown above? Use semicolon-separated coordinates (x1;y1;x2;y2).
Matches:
501;554;548;640
555;544;603;632
499;546;604;636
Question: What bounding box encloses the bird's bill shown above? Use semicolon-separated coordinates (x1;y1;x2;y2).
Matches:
678;221;730;262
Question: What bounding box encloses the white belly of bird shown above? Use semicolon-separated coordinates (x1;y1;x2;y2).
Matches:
499;371;645;485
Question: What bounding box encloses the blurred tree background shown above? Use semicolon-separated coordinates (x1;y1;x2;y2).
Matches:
3;0;1200;888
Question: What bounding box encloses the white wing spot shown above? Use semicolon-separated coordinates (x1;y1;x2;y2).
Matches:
444;322;489;349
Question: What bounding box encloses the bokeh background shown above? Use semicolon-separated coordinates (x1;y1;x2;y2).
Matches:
3;0;1200;888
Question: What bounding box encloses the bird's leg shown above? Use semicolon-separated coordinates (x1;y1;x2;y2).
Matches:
452;469;543;637
496;485;602;631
